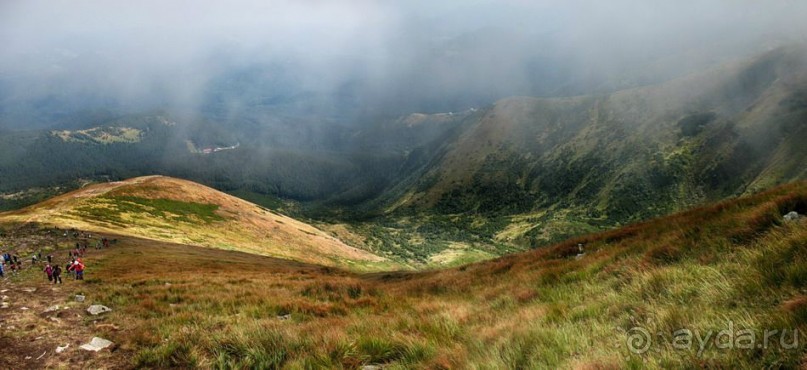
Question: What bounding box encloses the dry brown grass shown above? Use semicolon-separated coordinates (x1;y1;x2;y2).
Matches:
2;181;807;368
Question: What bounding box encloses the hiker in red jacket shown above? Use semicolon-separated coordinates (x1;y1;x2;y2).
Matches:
74;259;85;280
69;259;85;280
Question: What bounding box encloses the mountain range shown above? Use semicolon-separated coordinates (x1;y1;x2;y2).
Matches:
1;45;806;265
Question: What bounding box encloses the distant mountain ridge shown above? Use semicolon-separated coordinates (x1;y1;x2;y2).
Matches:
372;46;807;245
1;46;806;260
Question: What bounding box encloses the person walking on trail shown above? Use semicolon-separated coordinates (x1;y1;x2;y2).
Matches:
70;259;85;280
52;264;62;284
0;261;4;278
43;263;53;282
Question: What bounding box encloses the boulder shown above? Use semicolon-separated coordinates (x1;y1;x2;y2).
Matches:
86;305;112;316
55;344;69;354
80;337;114;352
784;211;800;222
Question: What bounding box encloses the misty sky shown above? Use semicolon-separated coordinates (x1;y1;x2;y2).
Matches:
1;0;807;126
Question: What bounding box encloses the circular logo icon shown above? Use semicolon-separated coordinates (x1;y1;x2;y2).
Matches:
626;327;652;354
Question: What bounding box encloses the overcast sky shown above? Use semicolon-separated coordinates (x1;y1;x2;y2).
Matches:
1;0;806;123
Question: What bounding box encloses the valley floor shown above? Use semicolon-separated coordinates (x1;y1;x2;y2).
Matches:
2;182;807;368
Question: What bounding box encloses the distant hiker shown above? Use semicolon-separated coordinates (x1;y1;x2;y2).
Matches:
75;260;85;280
43;263;53;282
69;259;85;280
47;255;52;263
38;252;42;260
32;254;38;265
52;264;62;284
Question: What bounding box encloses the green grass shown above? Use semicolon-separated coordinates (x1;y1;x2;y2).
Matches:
74;196;224;225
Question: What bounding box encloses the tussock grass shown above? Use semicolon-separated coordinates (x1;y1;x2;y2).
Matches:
24;181;807;368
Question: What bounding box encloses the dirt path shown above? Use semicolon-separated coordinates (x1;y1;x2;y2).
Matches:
0;235;130;368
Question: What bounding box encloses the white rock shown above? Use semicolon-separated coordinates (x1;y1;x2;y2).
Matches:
75;295;85;302
55;344;69;353
20;306;29;310
86;305;112;316
44;305;60;313
784;211;800;221
80;337;114;352
22;288;36;293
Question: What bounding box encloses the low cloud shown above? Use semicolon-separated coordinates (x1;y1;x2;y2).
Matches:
1;0;806;127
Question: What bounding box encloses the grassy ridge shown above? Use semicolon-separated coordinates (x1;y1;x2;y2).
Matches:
50;181;807;368
0;176;392;270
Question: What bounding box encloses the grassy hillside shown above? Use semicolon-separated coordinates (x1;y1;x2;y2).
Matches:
2;181;806;368
384;46;807;249
0;176;394;271
1;46;806;265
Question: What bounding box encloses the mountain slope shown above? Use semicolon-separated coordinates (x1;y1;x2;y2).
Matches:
384;46;807;245
3;181;806;368
0;176;393;270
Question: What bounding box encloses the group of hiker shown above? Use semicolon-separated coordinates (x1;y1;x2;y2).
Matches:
42;258;84;283
0;252;22;277
0;227;106;282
